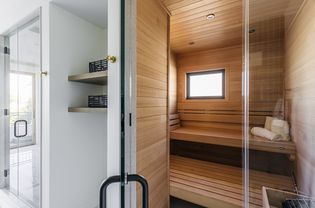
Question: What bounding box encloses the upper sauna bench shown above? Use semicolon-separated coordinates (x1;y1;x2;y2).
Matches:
170;125;296;160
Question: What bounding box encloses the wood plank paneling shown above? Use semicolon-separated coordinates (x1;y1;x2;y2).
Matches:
160;0;243;53
249;17;287;126
136;0;169;207
284;0;315;196
169;51;177;114
176;45;244;129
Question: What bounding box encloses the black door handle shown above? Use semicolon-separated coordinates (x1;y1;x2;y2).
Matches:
99;174;149;208
14;120;28;138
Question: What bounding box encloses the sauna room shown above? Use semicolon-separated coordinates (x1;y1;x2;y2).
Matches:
162;0;315;207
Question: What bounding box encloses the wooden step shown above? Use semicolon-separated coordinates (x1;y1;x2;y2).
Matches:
170;127;295;158
170;155;294;208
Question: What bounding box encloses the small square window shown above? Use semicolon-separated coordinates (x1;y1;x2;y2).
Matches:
186;69;225;99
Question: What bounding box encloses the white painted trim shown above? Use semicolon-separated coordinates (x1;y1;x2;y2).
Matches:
106;0;121;207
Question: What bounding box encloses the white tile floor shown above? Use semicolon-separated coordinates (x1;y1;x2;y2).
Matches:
0;145;40;208
0;188;31;208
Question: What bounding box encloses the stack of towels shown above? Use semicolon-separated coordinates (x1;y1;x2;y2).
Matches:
251;117;290;141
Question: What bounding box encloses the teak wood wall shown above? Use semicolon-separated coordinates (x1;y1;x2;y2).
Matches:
136;0;169;207
176;45;243;130
249;17;286;123
285;0;315;196
169;51;177;115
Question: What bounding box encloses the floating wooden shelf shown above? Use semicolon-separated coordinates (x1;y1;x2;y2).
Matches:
68;71;107;85
68;107;107;113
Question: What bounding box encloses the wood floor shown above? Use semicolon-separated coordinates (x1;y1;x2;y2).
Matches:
170;155;294;208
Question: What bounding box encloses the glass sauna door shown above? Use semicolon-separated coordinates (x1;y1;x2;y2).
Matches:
245;0;315;207
2;16;41;207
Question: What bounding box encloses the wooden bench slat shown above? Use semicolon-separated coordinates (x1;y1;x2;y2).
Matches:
169;113;179;120
170;126;296;157
170;124;181;131
170;155;294;208
169;118;180;126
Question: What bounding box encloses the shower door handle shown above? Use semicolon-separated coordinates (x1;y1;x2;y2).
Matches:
14;120;28;138
99;174;149;208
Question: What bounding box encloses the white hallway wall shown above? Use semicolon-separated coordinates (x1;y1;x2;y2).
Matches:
49;3;107;208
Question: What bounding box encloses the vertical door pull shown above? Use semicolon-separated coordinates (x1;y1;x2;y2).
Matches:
14;120;28;138
99;174;149;208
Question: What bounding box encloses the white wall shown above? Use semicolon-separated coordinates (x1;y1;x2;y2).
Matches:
49;3;107;208
106;0;121;207
0;0;50;34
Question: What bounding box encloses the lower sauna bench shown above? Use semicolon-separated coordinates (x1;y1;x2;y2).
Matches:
170;155;295;208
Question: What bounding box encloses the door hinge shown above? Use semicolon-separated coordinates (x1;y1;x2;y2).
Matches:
4;169;9;177
4;47;10;55
4;109;9;116
129;113;132;126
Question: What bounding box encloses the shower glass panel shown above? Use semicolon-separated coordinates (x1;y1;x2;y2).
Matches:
245;0;312;207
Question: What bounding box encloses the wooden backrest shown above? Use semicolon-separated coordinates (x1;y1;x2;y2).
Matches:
169;113;180;131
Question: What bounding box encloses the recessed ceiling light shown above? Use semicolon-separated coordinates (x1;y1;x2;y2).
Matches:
206;13;215;21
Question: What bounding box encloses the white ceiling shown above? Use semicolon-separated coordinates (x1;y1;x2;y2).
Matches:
52;0;107;29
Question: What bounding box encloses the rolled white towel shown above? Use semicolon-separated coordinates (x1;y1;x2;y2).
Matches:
271;119;290;141
251;127;282;141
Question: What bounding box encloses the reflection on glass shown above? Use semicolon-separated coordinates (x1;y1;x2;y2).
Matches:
247;0;311;207
8;16;40;208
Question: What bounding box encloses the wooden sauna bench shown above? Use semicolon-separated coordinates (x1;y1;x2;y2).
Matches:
170;155;295;208
170;126;296;159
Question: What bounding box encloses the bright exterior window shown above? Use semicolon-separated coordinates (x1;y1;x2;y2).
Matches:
186;69;225;99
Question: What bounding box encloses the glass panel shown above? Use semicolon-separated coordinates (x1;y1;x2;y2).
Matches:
0;36;8;189
8;16;40;207
246;0;313;207
9;28;19;196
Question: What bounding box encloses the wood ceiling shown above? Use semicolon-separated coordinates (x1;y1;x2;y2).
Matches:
161;0;304;55
161;0;243;54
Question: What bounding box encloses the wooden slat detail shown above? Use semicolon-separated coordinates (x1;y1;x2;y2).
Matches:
160;0;303;53
136;0;169;207
169;114;179;120
170;124;181;131
170;126;296;156
169;119;180;126
176;45;244;131
161;0;243;53
249;20;285;117
170;155;294;208
169;113;180;131
169;51;177;115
